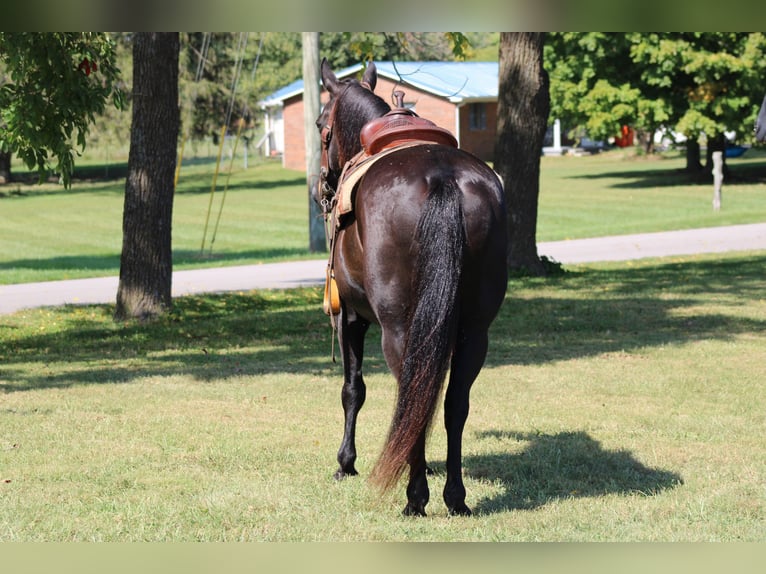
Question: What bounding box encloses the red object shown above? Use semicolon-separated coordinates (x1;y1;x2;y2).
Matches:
615;125;634;147
78;58;96;76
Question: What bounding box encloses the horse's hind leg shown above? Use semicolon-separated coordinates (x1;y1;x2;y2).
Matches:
403;433;430;516
443;328;489;516
335;305;370;480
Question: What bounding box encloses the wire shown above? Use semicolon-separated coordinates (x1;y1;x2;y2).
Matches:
208;32;258;255
176;32;211;188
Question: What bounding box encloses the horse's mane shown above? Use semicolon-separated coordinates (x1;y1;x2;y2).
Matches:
335;80;391;162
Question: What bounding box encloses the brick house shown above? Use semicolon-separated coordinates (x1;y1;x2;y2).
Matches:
259;61;499;171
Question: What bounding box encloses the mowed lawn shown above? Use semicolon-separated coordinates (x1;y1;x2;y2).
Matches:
1;251;764;541
1;146;764;541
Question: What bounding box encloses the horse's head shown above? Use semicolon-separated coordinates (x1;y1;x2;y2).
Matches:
317;58;390;203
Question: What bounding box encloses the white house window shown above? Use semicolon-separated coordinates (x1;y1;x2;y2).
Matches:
469;103;487;130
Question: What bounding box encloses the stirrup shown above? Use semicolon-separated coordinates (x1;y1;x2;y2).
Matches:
323;267;340;316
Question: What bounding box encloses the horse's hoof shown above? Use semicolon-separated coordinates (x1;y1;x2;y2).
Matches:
402;503;427;517
334;468;358;481
447;504;472;517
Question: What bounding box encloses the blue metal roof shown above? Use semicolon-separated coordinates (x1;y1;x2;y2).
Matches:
260;61;498;107
374;61;498;102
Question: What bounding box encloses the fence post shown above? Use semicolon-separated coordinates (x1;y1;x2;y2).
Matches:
712;151;723;211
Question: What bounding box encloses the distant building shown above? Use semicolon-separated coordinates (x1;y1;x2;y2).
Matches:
259;61;500;171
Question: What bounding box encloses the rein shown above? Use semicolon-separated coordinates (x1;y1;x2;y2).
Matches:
318;80;375;363
318;80;373;362
318;88;344;360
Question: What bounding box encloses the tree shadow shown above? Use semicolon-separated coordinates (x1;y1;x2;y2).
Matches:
488;255;766;366
0;289;387;393
567;157;766;189
459;430;683;514
0;254;122;274
0;248;314;275
2;254;764;393
174;176;306;195
173;248;314;265
1;167;305;198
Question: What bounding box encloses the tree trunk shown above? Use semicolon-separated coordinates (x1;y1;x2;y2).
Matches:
0;151;10;184
639;129;655;154
115;33;180;321
686;138;702;172
494;33;550;275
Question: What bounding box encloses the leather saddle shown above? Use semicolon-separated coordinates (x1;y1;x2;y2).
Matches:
359;107;457;155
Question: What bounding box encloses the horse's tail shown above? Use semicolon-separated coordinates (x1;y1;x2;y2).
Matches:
370;175;465;492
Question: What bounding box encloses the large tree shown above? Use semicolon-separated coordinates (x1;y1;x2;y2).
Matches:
494;32;550;275
0;33;123;186
115;33;180;321
546;33;766;171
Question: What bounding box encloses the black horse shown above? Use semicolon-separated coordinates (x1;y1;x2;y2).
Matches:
316;59;507;516
756;92;766;142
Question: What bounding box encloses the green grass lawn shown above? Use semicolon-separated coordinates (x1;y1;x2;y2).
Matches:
1;252;764;541
537;148;766;240
1;144;764;541
2;146;765;284
1;154;310;284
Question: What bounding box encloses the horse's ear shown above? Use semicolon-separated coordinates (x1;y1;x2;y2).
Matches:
321;58;339;94
362;61;377;91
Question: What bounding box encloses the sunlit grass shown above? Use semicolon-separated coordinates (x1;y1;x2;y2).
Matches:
2;146;765;284
1;252;764;540
1;155;309;284
537;148;766;240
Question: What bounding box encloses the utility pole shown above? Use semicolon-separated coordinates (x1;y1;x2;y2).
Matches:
303;32;326;253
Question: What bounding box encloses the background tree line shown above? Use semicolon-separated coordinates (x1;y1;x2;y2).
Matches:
545;33;766;172
5;32;765;185
2;32;764;319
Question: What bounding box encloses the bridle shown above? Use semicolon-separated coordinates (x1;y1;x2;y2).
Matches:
318;100;339;213
318;80;372;215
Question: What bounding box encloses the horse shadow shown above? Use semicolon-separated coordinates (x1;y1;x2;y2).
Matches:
456;429;682;514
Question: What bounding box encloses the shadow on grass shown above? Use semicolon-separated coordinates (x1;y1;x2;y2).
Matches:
1;165;304;198
2;254;764;393
0;288;349;393
488;255;766;366
0;254;122;275
0;248;314;277
173;247;312;265
568;158;766;189
461;430;682;514
174;175;306;195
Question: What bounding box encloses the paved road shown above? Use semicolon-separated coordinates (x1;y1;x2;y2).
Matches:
2;223;765;315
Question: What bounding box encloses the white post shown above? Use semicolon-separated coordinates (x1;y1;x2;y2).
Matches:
712;151;723;211
553;118;562;151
